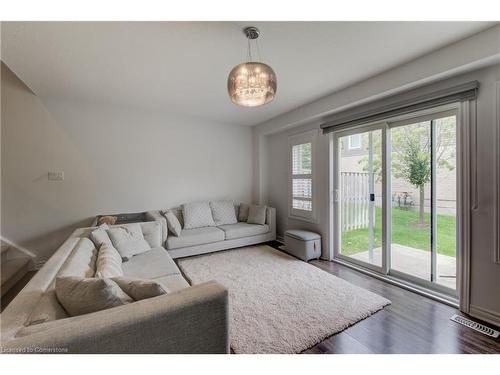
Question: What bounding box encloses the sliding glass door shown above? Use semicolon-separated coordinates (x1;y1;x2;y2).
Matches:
335;125;386;271
389;113;457;292
333;108;458;296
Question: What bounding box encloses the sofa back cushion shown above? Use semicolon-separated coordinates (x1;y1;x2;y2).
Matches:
89;224;112;248
182;202;216;229
58;238;98;278
210;201;238;226
139;222;162;248
95;243;123;278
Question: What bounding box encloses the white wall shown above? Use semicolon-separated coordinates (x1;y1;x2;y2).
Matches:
255;27;500;326
1;63;253;262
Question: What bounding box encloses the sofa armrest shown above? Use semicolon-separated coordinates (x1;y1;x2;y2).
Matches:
4;282;229;354
266;207;276;239
145;210;168;244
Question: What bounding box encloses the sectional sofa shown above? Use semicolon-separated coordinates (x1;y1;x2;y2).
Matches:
1;202;275;353
146;203;276;259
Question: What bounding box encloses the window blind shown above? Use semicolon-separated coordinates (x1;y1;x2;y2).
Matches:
320;80;479;134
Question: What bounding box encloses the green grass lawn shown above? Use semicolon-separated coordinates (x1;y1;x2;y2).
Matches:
341;207;456;257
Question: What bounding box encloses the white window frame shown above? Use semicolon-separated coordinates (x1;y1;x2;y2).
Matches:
288;129;317;222
348;134;362;150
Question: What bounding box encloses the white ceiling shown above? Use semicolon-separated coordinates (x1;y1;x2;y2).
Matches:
1;21;496;126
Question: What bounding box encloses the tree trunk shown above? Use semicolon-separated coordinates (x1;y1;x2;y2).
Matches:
419;184;425;225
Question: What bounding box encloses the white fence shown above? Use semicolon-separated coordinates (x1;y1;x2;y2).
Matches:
341;172;370;231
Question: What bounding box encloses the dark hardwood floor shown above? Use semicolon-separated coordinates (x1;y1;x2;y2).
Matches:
266;241;500;354
1;271;36;312
300;258;500;353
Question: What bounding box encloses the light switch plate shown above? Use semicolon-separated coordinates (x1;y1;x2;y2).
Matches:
48;171;64;181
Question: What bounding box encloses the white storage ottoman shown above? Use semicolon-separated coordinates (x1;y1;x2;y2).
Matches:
283;229;321;261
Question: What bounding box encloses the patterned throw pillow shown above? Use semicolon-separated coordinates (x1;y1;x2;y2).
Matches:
210;201;237;226
106;223;151;261
181;202;216;229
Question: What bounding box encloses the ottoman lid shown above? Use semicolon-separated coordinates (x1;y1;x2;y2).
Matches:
285;229;321;241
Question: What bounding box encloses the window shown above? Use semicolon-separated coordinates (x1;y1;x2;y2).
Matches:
348;134;362;150
289;130;316;221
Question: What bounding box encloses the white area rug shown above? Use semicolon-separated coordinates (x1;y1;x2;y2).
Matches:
177;245;390;354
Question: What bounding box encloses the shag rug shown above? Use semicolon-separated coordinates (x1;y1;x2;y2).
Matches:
177;245;390;354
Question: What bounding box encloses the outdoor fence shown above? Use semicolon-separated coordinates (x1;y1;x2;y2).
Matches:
341;172;371;231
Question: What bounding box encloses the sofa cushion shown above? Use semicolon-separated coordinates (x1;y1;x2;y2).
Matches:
26;289;69;326
107;224;151;261
111;277;168;301
163;210;182;237
166;227;225;250
55;277;133;317
247;205;267;225
95;243;123;278
122;247;180;279
182;202;216;229
58;238;98;278
154;274;190;292
140;222;162;248
217;222;270;240
238;203;250;222
90;224;112;248
210;201;237;226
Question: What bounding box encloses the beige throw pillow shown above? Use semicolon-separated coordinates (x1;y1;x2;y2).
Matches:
95;243;123;278
163;210;182;237
106;223;151;261
111;277;168;301
55;277;133;317
90;223;112;248
247;205;267;225
238;203;250;222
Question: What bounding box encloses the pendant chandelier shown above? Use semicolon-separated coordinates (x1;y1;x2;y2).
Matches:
227;26;277;107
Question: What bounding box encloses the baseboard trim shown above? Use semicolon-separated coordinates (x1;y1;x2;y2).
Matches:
469;304;500;328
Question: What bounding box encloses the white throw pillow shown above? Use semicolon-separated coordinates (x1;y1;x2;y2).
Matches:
210;201;237;226
89;223;112;248
106;223;151;261
238;203;250;222
95;243;123;278
163;210;182;237
111;277;168;301
55;277;133;317
247;205;267;225
182;202;216;229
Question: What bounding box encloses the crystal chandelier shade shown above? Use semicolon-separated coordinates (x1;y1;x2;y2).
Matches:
227;27;277;107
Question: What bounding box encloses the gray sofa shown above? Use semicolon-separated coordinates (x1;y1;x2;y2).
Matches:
146;204;276;259
1;222;229;354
